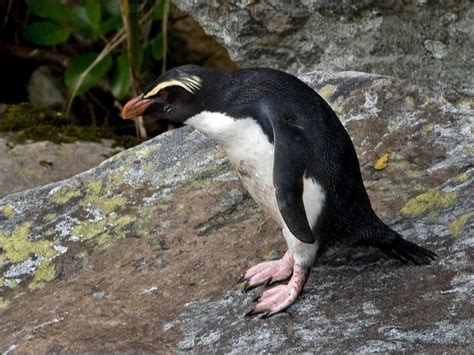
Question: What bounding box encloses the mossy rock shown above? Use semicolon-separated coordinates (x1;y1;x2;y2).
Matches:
0;103;143;148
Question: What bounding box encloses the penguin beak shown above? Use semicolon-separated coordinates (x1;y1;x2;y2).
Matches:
122;95;153;119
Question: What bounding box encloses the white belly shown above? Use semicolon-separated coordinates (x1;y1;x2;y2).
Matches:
186;111;325;266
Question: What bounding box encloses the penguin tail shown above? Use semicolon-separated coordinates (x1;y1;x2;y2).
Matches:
370;223;437;265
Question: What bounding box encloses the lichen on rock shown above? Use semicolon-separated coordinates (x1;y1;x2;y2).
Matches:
0;71;472;353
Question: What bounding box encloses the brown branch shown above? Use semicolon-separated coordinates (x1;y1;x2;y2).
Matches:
0;42;68;68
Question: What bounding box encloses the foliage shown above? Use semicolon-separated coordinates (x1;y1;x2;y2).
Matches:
23;0;172;103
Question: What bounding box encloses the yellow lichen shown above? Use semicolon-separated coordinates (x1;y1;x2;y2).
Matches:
7;278;18;289
52;186;81;204
457;172;469;183
449;212;473;237
318;84;336;102
143;162;155;174
2;204;15;219
404;96;415;107
80;195;128;214
0;297;11;310
400;188;459;217
374;153;390;171
28;260;56;290
0;277;3;287
73;215;134;246
44;213;56;222
263;249;278;261
0;223;55;263
110;170;125;185
81;178;128;214
421;123;434;136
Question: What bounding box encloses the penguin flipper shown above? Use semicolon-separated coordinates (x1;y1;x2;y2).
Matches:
273;122;314;244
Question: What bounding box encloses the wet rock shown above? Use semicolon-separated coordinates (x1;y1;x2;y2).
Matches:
174;0;474;87
0;71;472;352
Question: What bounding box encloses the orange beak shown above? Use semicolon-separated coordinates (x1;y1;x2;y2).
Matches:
122;95;153;119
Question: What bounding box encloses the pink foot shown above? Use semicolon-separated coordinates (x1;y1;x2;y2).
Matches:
241;251;294;291
246;264;310;318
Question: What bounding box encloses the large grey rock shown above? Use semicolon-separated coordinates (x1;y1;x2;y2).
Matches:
0;71;472;352
0;137;123;198
174;0;474;88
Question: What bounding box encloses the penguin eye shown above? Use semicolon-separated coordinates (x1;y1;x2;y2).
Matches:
158;90;170;102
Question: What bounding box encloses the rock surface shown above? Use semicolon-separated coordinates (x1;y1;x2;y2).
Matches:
0;137;122;198
0;71;473;352
174;0;474;88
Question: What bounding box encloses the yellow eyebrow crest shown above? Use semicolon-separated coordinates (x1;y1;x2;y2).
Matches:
144;75;202;98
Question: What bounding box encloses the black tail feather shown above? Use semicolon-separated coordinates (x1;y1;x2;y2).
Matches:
377;233;437;265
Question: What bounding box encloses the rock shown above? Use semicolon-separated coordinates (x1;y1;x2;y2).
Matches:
0;71;473;352
27;66;67;109
174;0;474;88
0;137;123;198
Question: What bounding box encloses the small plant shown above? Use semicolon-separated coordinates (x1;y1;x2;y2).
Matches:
23;0;173;136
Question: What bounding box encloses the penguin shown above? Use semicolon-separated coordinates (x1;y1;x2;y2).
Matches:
122;65;437;317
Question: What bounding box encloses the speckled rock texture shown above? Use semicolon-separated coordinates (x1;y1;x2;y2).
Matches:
0;137;122;198
0;71;473;352
174;0;474;88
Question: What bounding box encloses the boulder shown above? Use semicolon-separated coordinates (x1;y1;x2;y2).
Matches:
0;137;123;198
173;0;474;88
0;71;472;352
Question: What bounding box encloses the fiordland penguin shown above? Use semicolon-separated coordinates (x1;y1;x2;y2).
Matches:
122;65;437;317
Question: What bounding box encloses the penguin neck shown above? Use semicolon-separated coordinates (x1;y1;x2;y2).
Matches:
186;111;253;146
185;111;270;159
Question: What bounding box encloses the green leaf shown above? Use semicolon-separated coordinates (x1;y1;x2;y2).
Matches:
23;21;70;46
100;14;123;35
109;53;132;99
149;32;164;61
26;0;72;23
71;0;101;36
152;0;175;20
85;0;101;31
65;53;112;96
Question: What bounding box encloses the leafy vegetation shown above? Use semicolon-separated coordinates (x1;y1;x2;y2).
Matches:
22;0;173;136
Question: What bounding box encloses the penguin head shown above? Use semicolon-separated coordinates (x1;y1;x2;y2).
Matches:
122;65;215;124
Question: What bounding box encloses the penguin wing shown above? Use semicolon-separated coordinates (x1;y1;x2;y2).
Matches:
273;120;315;244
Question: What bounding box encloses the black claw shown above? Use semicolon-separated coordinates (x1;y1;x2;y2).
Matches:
237;274;246;284
253;295;261;303
245;308;257;317
260;312;270;319
244;282;262;293
264;277;273;287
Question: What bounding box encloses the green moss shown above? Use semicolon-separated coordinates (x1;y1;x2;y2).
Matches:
0;103;143;148
52;186;81;204
400;188;459;217
0;223;55;264
28;261;56;290
449;212;474;237
0;297;11;310
2;204;15;219
0;277;3;287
